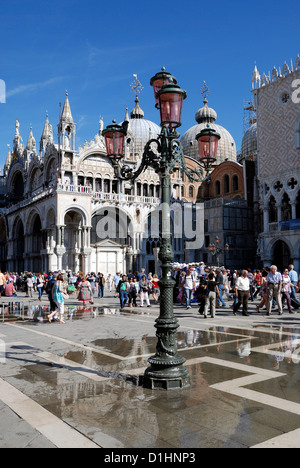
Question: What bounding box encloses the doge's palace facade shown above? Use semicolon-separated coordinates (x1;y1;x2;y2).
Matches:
252;56;300;271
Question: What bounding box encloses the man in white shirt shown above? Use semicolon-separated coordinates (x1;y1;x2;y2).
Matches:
182;269;196;310
233;270;250;316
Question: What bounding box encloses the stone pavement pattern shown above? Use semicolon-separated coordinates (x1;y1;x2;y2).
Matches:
1;291;300;448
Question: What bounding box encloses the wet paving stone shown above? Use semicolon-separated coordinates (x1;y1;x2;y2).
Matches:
1;299;300;447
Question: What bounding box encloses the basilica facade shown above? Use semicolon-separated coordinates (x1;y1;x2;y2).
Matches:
0;78;243;275
0;87;237;275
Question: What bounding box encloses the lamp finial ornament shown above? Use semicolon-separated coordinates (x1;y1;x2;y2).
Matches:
201;81;210;104
131;74;144;99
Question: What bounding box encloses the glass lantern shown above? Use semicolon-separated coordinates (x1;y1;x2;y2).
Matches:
156;81;187;129
102;120;126;160
150;67;177;109
196;124;220;167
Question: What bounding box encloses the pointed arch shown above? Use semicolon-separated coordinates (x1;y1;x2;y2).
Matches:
281;192;292;221
269;195;277;223
12;217;25;272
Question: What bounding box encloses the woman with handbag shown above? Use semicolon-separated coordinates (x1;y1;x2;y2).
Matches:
48;273;67;324
139;275;151;308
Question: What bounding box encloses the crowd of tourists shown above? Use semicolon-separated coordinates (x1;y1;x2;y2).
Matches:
0;263;299;323
171;263;300;318
0;269;161;323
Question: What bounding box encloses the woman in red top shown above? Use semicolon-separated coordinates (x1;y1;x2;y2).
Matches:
254;270;262;298
151;274;160;305
255;271;262;286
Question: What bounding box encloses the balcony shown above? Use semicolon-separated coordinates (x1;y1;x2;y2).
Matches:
269;222;279;232
57;184;160;205
280;219;300;231
56;183;93;195
6;186;55;214
5;183;161;215
268;219;300;232
92;192;160;206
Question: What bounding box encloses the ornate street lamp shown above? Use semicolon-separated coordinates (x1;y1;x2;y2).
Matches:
102;69;221;390
150;67;177;109
209;236;230;267
196;124;220;170
102;120;128;160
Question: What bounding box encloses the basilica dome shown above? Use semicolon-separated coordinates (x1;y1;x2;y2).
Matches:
239;122;257;162
122;98;161;158
181;98;237;165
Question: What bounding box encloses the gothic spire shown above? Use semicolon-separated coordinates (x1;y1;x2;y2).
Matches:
61;91;73;123
40;112;53;153
26;126;36;152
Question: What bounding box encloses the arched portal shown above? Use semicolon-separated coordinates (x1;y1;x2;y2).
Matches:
272;240;292;273
0;218;7;271
11;172;24;202
14;219;25;272
296;190;300;219
91;206;134;274
31;215;44;272
91;206;133;246
63;210;84;272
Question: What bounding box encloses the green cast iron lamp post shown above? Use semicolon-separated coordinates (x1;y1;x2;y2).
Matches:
102;68;221;390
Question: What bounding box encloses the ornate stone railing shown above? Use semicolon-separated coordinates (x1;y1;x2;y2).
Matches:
92;191;160;206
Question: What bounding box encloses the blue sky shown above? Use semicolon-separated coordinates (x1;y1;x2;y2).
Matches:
0;0;299;167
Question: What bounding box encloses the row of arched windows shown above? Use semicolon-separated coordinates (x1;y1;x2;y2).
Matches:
269;192;300;222
215;175;239;196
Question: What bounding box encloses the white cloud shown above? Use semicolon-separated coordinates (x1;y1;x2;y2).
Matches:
6;76;65;98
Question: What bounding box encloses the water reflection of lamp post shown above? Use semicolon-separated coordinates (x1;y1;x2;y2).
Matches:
208;236;230;267
153;247;160;276
102;68;220;390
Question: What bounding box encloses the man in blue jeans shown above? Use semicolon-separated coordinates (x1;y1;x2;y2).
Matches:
216;269;226;307
118;275;129;309
289;265;298;301
182;269;196;310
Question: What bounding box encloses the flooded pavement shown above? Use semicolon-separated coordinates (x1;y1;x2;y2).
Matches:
0;303;152;323
1;303;300;447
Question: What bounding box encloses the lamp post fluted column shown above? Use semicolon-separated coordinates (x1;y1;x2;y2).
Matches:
144;162;190;390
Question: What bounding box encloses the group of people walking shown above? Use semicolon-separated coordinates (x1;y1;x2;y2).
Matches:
203;266;299;318
113;271;160;310
1;262;299;323
172;263;300;319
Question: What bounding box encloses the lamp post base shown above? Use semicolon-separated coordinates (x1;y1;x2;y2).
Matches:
144;363;190;391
